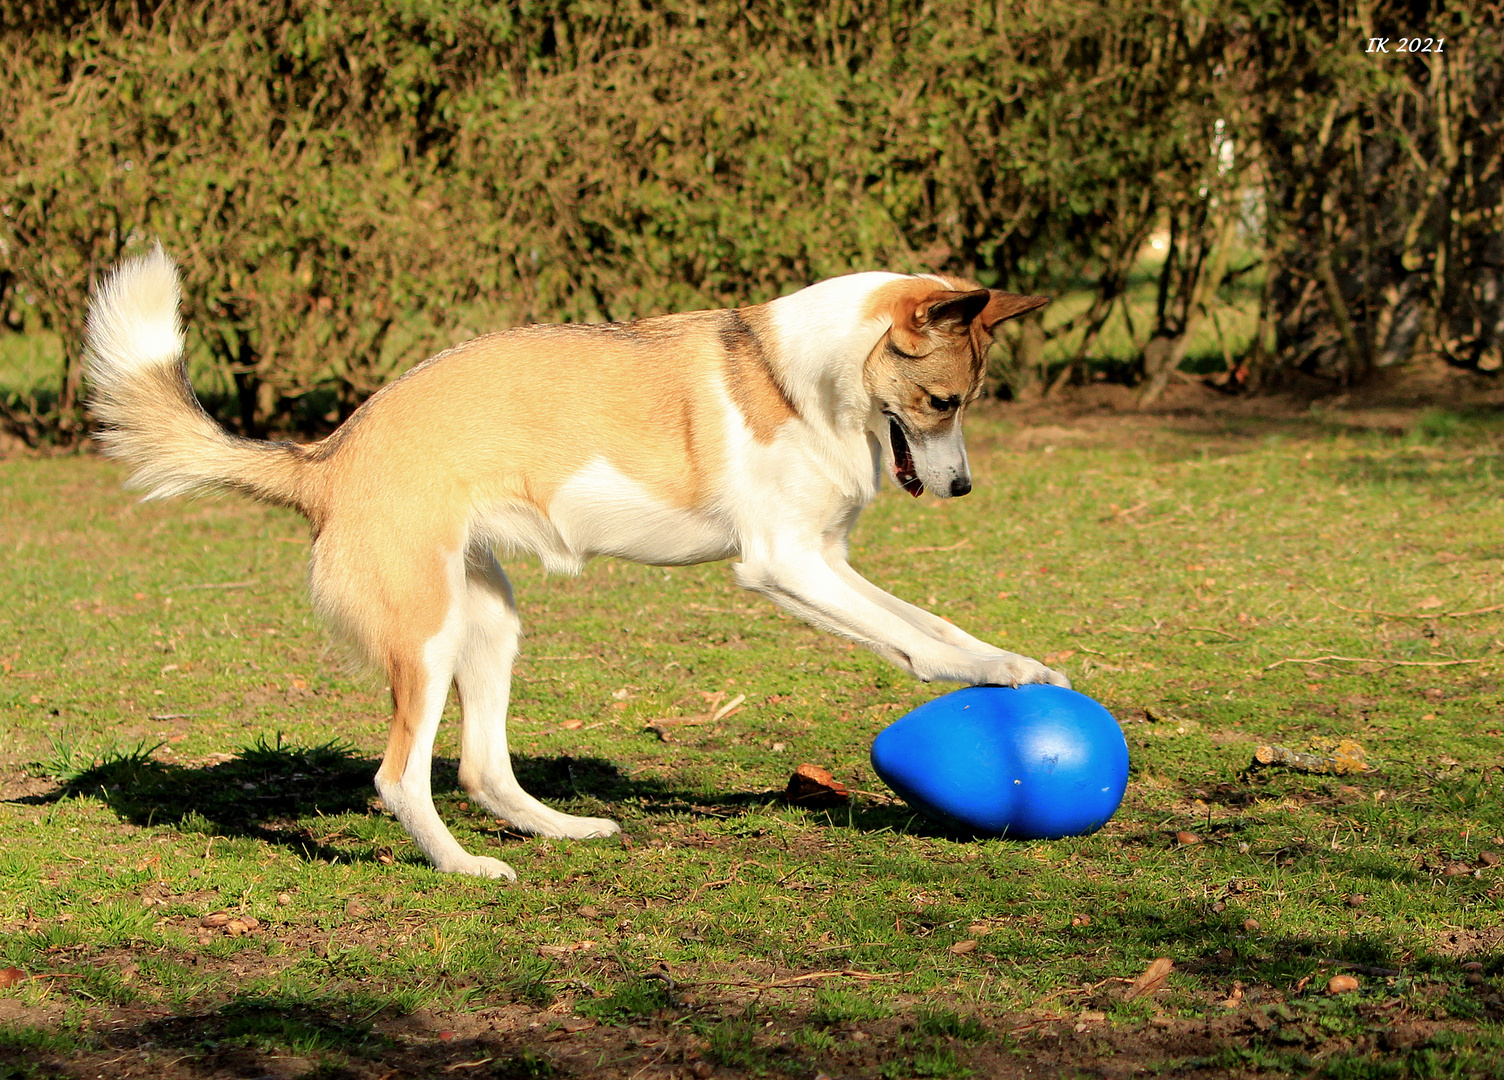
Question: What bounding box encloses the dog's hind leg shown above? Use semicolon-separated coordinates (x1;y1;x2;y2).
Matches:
455;545;620;840
320;537;516;880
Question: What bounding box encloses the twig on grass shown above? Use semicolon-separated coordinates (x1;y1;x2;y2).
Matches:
690;968;895;990
900;539;971;555
1182;626;1242;641
644;693;746;741
1007;1014;1069;1034
1313;591;1504;621
169;580;257;592
1318;958;1403;977
1265;655;1482;670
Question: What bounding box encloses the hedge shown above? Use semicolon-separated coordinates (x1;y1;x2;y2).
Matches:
1;0;1499;436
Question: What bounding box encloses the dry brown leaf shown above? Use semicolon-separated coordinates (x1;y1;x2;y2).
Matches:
949;939;979;955
538;940;596;958
0;967;26;988
1124;957;1174;1000
200;912;231;928
785;764;850;808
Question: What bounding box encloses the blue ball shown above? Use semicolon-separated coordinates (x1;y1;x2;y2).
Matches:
870;684;1129;839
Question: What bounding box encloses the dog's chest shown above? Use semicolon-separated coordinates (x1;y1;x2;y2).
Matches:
545;458;736;566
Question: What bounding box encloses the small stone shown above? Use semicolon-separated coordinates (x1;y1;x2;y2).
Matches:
1465;973;1485;986
200;912;231;928
1346;893;1366;907
1176;831;1201;846
277;893;291;905
1462;962;1485;972
1327;974;1360;995
188;867;203;879
1478;851;1500;867
437;1030;455;1041
225;919;250;937
692;1062;714;1079
578;905;601;919
1443;862;1471;877
1071;915;1092;927
1243;918;1261;932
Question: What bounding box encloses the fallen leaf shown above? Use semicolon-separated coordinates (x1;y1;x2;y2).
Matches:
949;939;978;955
1125;957;1174;1000
1243;918;1261;932
784;764;849;808
1176;831;1201;846
537;940;596;958
1418;596;1443;610
1327;974;1360;995
1443;862;1471;877
0;967;25;988
1479;851;1500;867
561;720;584;730
200;912;231;928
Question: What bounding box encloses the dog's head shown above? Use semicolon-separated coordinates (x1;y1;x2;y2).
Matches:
864;278;1049;498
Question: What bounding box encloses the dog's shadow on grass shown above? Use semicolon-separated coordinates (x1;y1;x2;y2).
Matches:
11;737;938;862
15;736;392;863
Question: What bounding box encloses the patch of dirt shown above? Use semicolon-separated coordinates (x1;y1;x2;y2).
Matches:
1427;928;1504;958
0;993;1492;1080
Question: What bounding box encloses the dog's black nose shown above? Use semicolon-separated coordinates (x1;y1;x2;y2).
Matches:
949;476;972;497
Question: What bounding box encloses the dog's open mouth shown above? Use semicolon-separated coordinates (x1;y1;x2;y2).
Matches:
888;416;925;497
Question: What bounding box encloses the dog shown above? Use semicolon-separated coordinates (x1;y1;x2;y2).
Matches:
83;246;1069;879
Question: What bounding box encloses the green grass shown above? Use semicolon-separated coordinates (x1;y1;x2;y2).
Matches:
2;406;1504;1077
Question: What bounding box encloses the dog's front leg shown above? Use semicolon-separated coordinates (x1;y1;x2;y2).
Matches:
735;547;1067;687
823;546;1027;661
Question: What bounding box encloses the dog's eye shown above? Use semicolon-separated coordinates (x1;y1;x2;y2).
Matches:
928;394;960;412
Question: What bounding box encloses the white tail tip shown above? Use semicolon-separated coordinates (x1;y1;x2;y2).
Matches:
85;243;185;382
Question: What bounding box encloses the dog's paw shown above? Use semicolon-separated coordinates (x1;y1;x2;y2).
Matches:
438;854;518;881
980;652;1071;690
553;815;621;840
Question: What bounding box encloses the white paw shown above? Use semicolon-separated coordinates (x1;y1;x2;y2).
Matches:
547;815;621;840
438;854;518;881
982;653;1071;689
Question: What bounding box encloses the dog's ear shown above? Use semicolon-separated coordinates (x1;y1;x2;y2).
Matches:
980;291;1051;332
915;289;992;335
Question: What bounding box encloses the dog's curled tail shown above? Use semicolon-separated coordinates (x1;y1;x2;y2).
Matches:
85;245;313;513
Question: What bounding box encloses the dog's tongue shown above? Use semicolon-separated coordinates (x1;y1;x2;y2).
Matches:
889;418;925;497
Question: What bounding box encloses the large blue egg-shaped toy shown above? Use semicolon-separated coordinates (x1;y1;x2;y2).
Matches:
871;684;1128;839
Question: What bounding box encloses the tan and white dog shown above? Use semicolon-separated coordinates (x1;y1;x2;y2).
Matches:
84;246;1068;880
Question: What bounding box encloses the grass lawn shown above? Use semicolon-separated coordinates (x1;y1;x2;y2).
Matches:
2;404;1503;1079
